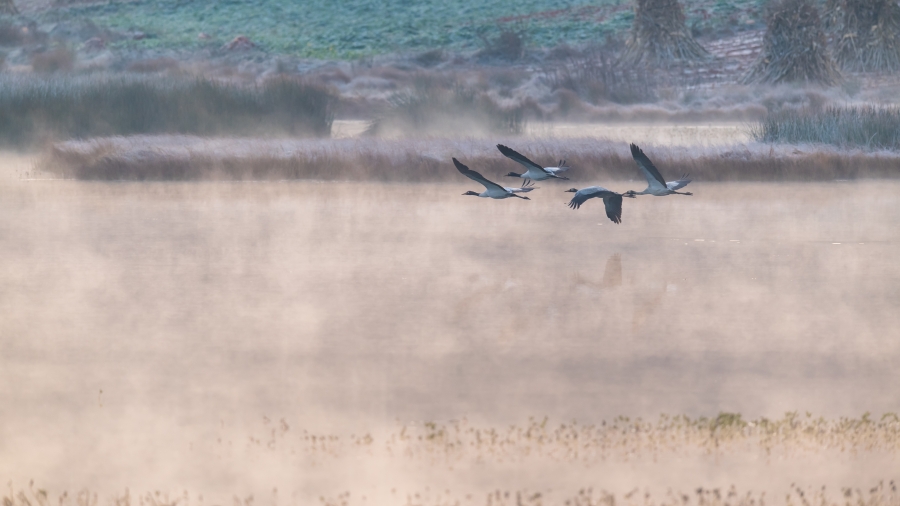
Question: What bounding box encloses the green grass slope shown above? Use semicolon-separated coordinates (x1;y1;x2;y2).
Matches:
34;0;762;59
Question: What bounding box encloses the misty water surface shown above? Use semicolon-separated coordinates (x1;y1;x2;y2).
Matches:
1;172;898;501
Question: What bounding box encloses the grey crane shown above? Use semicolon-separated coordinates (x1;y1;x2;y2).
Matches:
565;186;635;224
454;158;536;200
625;143;693;197
497;144;570;183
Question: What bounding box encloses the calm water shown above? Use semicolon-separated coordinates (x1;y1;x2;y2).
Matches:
1;175;898;501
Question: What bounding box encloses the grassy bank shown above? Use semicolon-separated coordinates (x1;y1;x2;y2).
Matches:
41;135;900;181
0;75;335;146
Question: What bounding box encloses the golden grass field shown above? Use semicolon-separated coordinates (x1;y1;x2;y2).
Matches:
1;136;899;505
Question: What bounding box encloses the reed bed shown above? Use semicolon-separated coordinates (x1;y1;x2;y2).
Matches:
750;106;900;149
3;484;899;506
255;413;900;465
41;135;900;181
0;75;335;146
383;413;900;465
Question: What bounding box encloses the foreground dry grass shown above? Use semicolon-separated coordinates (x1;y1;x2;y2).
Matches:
3;480;899;506
41;135;900;181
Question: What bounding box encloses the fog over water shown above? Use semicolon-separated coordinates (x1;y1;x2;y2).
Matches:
1;155;898;504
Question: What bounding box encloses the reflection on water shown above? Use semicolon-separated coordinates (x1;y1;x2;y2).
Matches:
0;176;898;500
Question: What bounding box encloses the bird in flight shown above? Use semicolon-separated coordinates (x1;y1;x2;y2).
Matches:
565;186;635;224
496;144;570;183
454;158;536;200
625;144;693;197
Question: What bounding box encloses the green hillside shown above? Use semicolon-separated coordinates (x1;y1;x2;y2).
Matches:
33;0;762;59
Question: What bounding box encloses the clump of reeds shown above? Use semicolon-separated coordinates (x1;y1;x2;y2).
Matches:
751;105;900;148
0;74;335;146
366;78;528;137
621;0;709;65
743;0;840;85
825;0;900;72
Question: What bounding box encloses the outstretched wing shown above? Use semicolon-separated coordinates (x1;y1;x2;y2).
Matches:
508;186;538;193
630;144;668;192
666;174;692;190
602;194;623;224
453;158;506;193
497;144;546;173
567;186;608;209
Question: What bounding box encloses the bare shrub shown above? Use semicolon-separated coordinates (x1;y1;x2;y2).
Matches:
743;0;840;85
825;0;900;72
621;0;709;65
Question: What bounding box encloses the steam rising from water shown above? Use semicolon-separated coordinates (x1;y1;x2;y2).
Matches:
1;159;898;503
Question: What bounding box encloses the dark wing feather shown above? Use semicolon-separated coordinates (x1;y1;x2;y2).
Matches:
453;157;505;192
603;194;623;224
497;144;544;172
630;144;667;188
567;187;603;209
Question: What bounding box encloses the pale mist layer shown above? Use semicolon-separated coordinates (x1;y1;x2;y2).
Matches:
1;157;897;504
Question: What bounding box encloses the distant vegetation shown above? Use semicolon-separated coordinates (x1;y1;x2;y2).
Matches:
751;105;900;149
23;0;764;59
0;75;335;145
366;77;529;137
43;135;900;181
